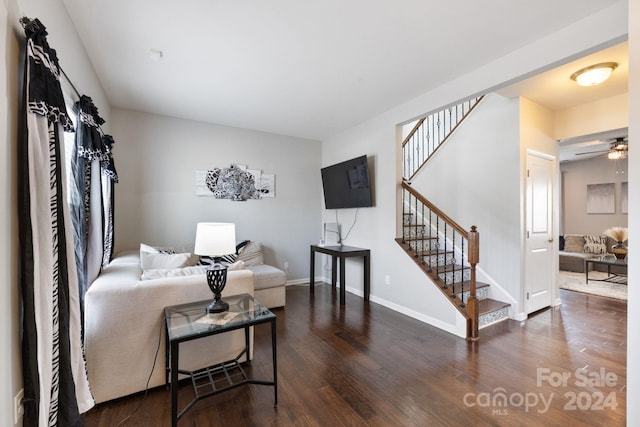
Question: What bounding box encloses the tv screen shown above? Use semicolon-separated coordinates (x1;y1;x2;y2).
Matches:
321;155;373;209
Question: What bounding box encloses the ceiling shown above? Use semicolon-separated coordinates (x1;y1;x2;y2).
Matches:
61;0;623;141
497;42;628;162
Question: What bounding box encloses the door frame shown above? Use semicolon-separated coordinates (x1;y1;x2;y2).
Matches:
524;149;560;314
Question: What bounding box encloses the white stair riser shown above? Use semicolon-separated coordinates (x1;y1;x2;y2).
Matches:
479;307;510;328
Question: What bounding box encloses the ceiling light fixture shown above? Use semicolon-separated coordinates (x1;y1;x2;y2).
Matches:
608;150;623;160
570;62;618;86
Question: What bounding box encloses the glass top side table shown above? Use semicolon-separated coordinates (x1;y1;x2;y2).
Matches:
164;293;277;426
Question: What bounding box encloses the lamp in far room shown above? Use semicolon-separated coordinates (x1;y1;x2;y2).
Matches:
194;222;236;313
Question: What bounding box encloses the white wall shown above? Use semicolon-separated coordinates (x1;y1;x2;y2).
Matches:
3;0;111;425
561;156;628;235
321;3;627;336
112;108;322;280
555;93;628;140
1;3;21;426
519;97;560;309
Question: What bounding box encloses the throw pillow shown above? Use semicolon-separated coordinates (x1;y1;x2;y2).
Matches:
198;240;250;266
563;235;584;253
584;235;607;254
237;241;264;266
140;243;176;254
198;253;238;266
140;252;198;270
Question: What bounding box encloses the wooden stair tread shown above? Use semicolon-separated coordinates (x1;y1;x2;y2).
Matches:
435;264;469;273
478;298;510;315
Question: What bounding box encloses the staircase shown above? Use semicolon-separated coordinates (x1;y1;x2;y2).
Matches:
398;97;510;340
403;96;483;180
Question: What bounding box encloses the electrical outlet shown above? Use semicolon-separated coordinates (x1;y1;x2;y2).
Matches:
283;261;289;272
385;275;391;285
14;388;24;425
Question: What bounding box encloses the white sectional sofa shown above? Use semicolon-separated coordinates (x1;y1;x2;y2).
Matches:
84;241;286;404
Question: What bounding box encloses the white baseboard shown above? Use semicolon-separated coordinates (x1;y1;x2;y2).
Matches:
512;312;528;321
286;278;311;286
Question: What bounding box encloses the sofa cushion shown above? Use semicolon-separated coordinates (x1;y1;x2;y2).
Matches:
584;235;607;254
559;251;593;273
563;234;585;253
140;260;245;280
246;264;286;291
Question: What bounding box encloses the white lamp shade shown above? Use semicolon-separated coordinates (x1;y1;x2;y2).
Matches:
194;223;236;256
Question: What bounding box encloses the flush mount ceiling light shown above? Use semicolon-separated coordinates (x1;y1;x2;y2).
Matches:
570;62;618;86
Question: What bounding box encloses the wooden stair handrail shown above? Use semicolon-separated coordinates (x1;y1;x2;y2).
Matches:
407;95;485;180
402;180;468;238
402;117;426;147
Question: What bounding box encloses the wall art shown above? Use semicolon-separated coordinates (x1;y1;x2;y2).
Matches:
621;182;628;214
195;164;275;201
586;183;615;214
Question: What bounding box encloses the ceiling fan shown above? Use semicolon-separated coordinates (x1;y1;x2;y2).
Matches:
574;137;628;159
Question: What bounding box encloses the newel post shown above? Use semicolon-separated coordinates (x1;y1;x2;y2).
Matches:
467;226;480;340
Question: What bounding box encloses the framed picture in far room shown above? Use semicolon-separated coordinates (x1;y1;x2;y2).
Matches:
586;183;615;214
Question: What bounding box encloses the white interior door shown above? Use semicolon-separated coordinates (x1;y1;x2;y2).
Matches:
525;152;555;314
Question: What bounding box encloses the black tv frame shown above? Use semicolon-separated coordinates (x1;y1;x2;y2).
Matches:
321;155;373;209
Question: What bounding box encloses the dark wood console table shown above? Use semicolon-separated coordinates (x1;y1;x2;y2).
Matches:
309;245;370;304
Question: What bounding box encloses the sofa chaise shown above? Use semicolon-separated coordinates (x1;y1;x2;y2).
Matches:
84;241;286;403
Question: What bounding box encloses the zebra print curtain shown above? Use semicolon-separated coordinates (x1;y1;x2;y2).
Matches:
101;134;118;266
19;18;94;426
69;95;118;316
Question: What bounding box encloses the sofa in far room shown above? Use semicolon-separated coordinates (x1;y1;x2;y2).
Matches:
559;234;624;273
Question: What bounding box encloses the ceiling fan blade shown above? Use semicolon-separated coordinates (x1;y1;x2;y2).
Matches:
575;149;610;155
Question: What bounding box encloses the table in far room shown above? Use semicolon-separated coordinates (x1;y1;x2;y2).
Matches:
585;254;627;285
309;244;370;304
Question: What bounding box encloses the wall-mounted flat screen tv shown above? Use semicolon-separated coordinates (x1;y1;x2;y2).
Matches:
321;155;373;209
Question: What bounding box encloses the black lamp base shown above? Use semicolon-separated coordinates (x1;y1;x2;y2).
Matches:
206;299;229;314
206;264;229;313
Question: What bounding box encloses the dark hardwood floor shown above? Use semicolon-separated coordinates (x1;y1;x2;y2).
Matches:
83;284;627;426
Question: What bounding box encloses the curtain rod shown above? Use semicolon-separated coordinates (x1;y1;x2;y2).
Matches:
21;16;105;136
60;67;82;100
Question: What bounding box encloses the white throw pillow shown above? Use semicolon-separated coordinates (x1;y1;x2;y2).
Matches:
140;252;198;270
140;243;176;254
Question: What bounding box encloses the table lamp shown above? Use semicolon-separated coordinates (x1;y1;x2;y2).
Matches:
194;222;236;313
